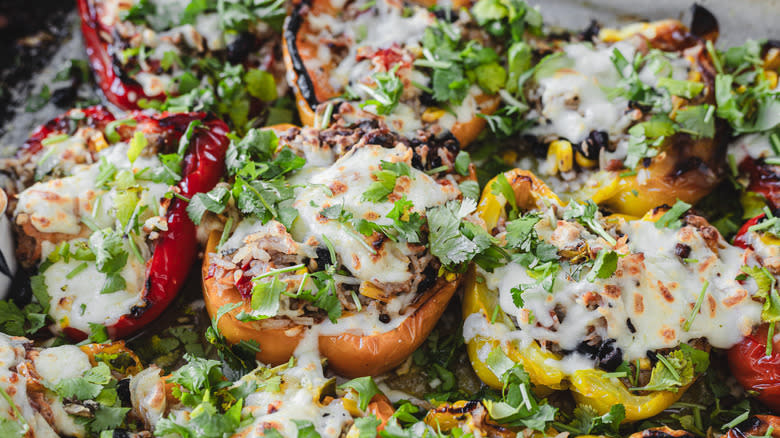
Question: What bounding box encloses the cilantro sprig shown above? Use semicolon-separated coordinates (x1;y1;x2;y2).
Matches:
563;201;616;245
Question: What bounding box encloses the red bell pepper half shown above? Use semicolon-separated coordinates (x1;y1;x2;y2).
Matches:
56;111;230;340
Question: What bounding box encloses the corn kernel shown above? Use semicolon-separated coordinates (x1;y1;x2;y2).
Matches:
598;28;622;43
422;108;445;122
575;151;597;168
547;140;573;174
90;132;109;152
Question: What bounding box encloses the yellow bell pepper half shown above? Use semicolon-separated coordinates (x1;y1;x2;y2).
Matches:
464;169;690;422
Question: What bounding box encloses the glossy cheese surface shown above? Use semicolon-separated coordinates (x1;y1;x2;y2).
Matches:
469;210;763;371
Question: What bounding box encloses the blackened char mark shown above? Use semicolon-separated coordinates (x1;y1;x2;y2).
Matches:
111;54;142;88
729;416;764;438
763;40;780;56
284;0;320;110
416;263;438;295
689;4;719;41
640;429;696;438
673;156;706;177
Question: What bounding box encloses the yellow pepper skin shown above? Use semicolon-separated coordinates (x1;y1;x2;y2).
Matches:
464;169;692;422
570;369;685;421
580;131;721;218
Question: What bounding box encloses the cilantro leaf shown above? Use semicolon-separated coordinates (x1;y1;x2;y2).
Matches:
624;116;677;169
563;201;616;245
491;173;518;216
354;415;381;438
358;66;403;115
427;201;479;266
90;406;130;433
459;180;480;200
187;186;231;225
248;276;286;319
454;151;471;176
742;265;780;323
168;354;227;406
339;376;382;411
385;196;424;243
675;104;715;138
586;250;618;282
361;161;411;203
292;420;322;438
654;199;692;229
632;349;697;392
504;214;541;250
657;77;704;99
89;229;129;275
564;404;625;436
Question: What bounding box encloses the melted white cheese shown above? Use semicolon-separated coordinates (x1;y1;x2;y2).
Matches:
16;142;168;235
528;40;690;159
42;238;148;333
32;345;92;385
0;334;68;438
291;144;458;285
480;213;763;367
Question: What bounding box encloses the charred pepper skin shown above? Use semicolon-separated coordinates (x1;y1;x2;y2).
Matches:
77;0;165;109
62;112;230;341
20;106;116;157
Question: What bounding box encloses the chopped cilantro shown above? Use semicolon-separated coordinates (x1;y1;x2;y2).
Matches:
339;376;382;411
654;199;692;229
563;201;616;245
586;250;618;282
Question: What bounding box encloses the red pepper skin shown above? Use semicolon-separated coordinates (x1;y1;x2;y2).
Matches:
740;156;780;211
62;112;230;341
77;0;165;109
729;214;780;411
728;324;780;412
734;214;765;249
19;106;115;158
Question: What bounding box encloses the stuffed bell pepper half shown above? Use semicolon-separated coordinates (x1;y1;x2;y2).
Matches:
462;168;769;422
11;108;229;340
197;117;496;377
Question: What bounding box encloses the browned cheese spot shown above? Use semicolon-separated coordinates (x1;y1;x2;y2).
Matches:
660;325;676;342
634;293;644;314
329;180;347;195
723;289;748;308
602;284;622;299
657;281;675;302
